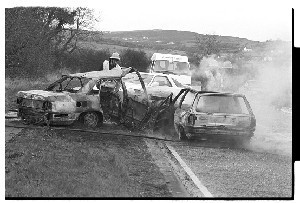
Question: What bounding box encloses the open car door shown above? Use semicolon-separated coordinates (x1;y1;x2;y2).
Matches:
97;68;156;130
120;69;152;129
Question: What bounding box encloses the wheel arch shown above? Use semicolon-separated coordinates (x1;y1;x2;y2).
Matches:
78;110;104;123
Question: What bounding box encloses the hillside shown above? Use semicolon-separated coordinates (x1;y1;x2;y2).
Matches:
79;29;262;55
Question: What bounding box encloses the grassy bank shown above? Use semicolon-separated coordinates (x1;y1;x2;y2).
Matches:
5;128;171;197
5;69;72;112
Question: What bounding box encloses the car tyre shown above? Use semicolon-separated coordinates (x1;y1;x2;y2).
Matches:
178;126;188;140
82;112;101;128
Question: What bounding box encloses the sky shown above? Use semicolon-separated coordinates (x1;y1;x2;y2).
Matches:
3;0;298;42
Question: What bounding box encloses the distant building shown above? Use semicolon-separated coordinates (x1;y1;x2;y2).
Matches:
243;47;252;52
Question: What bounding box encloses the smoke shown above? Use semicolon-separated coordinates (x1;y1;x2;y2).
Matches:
191;55;251;92
240;41;292;157
191;41;292;157
251;59;292;109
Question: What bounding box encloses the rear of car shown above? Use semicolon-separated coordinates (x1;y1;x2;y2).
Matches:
174;90;256;142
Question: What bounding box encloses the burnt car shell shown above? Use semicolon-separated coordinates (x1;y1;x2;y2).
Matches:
16;71;108;126
97;68;170;130
16;67;178;130
156;88;256;141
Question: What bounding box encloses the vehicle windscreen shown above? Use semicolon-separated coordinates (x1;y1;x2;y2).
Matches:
173;61;189;72
47;76;91;93
122;73;152;86
153;60;189;73
196;95;250;114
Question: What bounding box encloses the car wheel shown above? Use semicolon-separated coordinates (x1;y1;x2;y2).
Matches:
82;112;100;128
178;126;188;140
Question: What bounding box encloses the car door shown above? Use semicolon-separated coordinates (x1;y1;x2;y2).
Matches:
174;89;195;125
120;69;151;130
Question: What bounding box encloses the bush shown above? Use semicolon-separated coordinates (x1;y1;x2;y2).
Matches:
61;48;111;72
119;49;151;72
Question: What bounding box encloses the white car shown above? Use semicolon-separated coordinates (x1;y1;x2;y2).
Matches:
122;72;188;99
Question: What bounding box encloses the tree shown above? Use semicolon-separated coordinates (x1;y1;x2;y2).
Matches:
120;49;151;72
5;7;99;78
195;34;221;61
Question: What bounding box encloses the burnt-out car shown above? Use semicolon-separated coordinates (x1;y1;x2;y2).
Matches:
16;67;169;129
17;71;107;127
98;68;172;130
155;88;256;144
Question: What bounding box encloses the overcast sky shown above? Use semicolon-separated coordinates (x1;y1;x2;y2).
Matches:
96;0;295;42
3;0;298;42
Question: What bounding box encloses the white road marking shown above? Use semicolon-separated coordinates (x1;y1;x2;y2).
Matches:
166;144;213;197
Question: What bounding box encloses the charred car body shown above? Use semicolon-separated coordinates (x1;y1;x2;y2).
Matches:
16;67;256;144
155;88;256;143
16;68;169;129
17;71;103;127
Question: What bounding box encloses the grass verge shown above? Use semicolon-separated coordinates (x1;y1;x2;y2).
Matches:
5;128;171;197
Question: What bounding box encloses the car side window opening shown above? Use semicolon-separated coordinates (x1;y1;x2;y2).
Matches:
196;95;250;114
82;79;98;95
179;91;196;109
152;76;172;87
52;77;91;93
236;97;250;114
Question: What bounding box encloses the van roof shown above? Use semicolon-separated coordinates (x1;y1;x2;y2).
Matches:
151;53;189;63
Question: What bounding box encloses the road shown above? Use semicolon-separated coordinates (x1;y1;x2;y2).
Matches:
168;139;292;197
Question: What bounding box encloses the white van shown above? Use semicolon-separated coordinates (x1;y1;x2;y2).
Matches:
150;53;191;86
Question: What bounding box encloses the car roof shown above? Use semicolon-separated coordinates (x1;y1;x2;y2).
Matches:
68;69;129;79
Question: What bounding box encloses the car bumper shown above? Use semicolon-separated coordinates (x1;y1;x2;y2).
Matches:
18;107;79;125
184;126;254;138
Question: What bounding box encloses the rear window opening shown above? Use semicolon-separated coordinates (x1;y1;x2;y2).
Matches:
196;95;250;114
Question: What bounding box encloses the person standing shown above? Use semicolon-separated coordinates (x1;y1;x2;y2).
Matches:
102;52;121;71
109;52;121;70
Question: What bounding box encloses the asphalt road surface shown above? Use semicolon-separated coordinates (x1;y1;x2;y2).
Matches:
168;139;292;198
